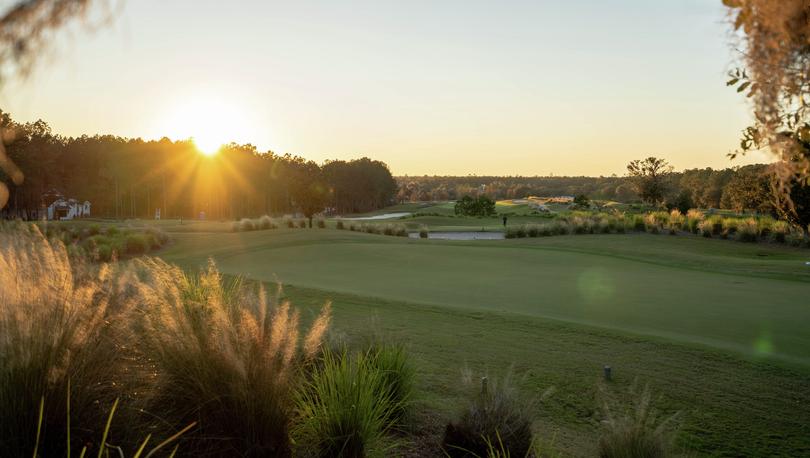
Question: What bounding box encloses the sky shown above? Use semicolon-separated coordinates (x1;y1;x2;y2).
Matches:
0;0;770;176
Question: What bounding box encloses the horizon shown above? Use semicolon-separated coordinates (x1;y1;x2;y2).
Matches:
0;0;772;176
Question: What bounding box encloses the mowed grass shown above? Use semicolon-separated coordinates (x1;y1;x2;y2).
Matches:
160;229;810;365
155;227;810;455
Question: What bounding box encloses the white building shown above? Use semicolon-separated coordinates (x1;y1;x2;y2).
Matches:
46;196;91;220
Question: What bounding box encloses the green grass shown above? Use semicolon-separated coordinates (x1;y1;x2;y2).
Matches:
148;224;810;455
161;229;810;365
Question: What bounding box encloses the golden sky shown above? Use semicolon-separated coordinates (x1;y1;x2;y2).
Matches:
0;0;770;175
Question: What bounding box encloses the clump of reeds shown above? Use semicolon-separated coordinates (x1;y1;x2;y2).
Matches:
598;383;680;458
0;223;132;456
443;368;547;458
128;258;331;456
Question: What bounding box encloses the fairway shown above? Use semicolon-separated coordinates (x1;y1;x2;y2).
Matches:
161;228;810;365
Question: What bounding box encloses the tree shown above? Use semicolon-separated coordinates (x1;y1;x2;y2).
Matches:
724;0;810;212
288;159;328;228
667;190;694;214
626;157;672;206
572;194;590;210
720;165;774;214
454;195;496;217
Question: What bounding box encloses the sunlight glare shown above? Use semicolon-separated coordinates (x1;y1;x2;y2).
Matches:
158;95;253;156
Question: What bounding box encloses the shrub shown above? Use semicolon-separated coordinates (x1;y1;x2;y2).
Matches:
239;217;256;231
598;384;679;458
736;219;759;243
336;220;345;230
96;242;114;262
258;215;273;230
707;215;724;235
721;218;739;238
787;232;805;247
88;224;101;236
367;343;415;425
0;226;130;456
697;220;713;237
146;227;170;246
631;215;646;232
132;259;331;456
285;217;295;228
105;226;119;236
443;370;538;458
526;224;540;237
419;226;429;238
771;221;790;243
294;349;396;457
316;218;326;228
298;219;308;228
125;233;149;255
571;217;592;234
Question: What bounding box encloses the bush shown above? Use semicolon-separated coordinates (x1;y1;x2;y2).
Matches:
698;220;713;238
366;343;415;425
336;220;345;230
736;219;759;243
297;219;308;228
88;224;101;236
133;259;331;456
598;384;679;458
526;224;540;237
631;215;646;232
707;215;724;235
239;217;256;231
316;218;326;228
443;370;537;458
125;233;148;255
284;217;295;228
96;242;114;262
721;218;739;238
146;227;170;246
419;226;429;238
258;215;273;230
294;349;396;457
105;226;119;236
771;221;790;243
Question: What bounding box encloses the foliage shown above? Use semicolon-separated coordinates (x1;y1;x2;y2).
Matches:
455;195;497;217
366;343;416;425
720;165;774;214
626;157;673;205
572;194;590;210
293;349;397;457
0;111;397;221
724;0;810;196
667;190;693;215
419;225;429;238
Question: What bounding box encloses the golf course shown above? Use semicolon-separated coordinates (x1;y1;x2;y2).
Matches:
153;217;810;456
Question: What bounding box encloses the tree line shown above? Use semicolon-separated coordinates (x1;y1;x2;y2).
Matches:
0;111;397;221
399;158;808;229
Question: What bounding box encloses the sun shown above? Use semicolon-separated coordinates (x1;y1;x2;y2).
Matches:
158;94;253;156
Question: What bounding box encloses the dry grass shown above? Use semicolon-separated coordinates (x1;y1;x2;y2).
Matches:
0;222;332;456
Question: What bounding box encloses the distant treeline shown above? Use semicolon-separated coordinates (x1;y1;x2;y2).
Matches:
397;164;775;213
0;112;397;220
